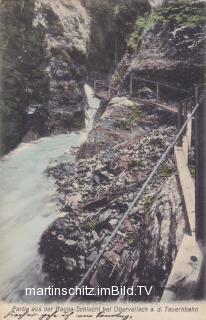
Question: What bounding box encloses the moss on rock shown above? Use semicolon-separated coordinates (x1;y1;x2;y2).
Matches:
116;103;143;130
128;2;206;52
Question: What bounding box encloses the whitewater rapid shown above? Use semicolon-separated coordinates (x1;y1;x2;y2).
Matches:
0;85;99;302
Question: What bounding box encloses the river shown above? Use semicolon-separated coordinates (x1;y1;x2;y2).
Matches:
0;85;100;302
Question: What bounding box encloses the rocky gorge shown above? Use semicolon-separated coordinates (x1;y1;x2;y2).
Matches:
1;0;204;154
0;0;91;154
0;0;205;302
38;0;205;301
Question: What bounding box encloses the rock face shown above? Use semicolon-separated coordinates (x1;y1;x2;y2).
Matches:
0;0;91;154
29;0;91;134
40;96;185;300
114;1;206;99
149;0;205;8
126;175;185;299
84;0;150;79
131;4;205;81
37;0;203;302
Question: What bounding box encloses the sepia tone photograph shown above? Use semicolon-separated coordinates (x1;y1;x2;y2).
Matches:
0;0;206;319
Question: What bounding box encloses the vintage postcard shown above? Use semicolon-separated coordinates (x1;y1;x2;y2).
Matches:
0;0;205;319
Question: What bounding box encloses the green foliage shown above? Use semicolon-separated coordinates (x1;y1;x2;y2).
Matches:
128;159;146;169
118;119;132;130
50;47;70;62
128;2;206;51
189;164;195;178
117;103;143;130
155;2;206;28
126;231;139;246
128;159;139;169
143;195;156;211
157;163;174;177
114;0;149;39
112;64;128;87
85;219;98;231
128;12;157;50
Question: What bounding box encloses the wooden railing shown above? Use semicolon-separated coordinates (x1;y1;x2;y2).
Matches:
93;76;205;300
129;75;189;101
94;80;119;100
162;107;204;301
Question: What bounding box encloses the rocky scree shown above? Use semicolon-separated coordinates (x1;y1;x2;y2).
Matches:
40;97;185;301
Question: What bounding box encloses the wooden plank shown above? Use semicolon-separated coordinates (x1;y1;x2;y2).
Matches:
134;98;178;113
195;98;206;248
182;136;189;164
175;146;195;234
186;117;192;149
161;235;204;301
182;118;192;163
94;92;109;101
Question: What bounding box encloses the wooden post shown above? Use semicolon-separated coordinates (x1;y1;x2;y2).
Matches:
156;83;159;102
129;74;133;98
195;84;199;105
161;235;204;301
185;99;188;114
183;102;187;123
195;96;206;299
177;104;183;146
108;85;112;100
195;99;206;246
94;80;97;95
177;104;182;130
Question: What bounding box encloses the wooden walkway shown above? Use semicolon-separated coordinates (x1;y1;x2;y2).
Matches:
93;77;205;301
162;114;204;301
94;77;190;114
133;98;178;113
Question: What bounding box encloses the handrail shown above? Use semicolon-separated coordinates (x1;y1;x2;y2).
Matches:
94;80;119;99
94;80;119;92
68;102;200;301
132;76;190;93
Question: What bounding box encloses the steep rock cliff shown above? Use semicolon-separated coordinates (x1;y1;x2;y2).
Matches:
32;0;91;135
114;1;205;98
0;0;91;154
84;0;149;79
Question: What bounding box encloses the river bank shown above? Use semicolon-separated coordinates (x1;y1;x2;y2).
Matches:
40;95;186;301
0;86;99;302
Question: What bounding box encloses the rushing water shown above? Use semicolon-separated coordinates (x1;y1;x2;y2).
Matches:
0;85;100;302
